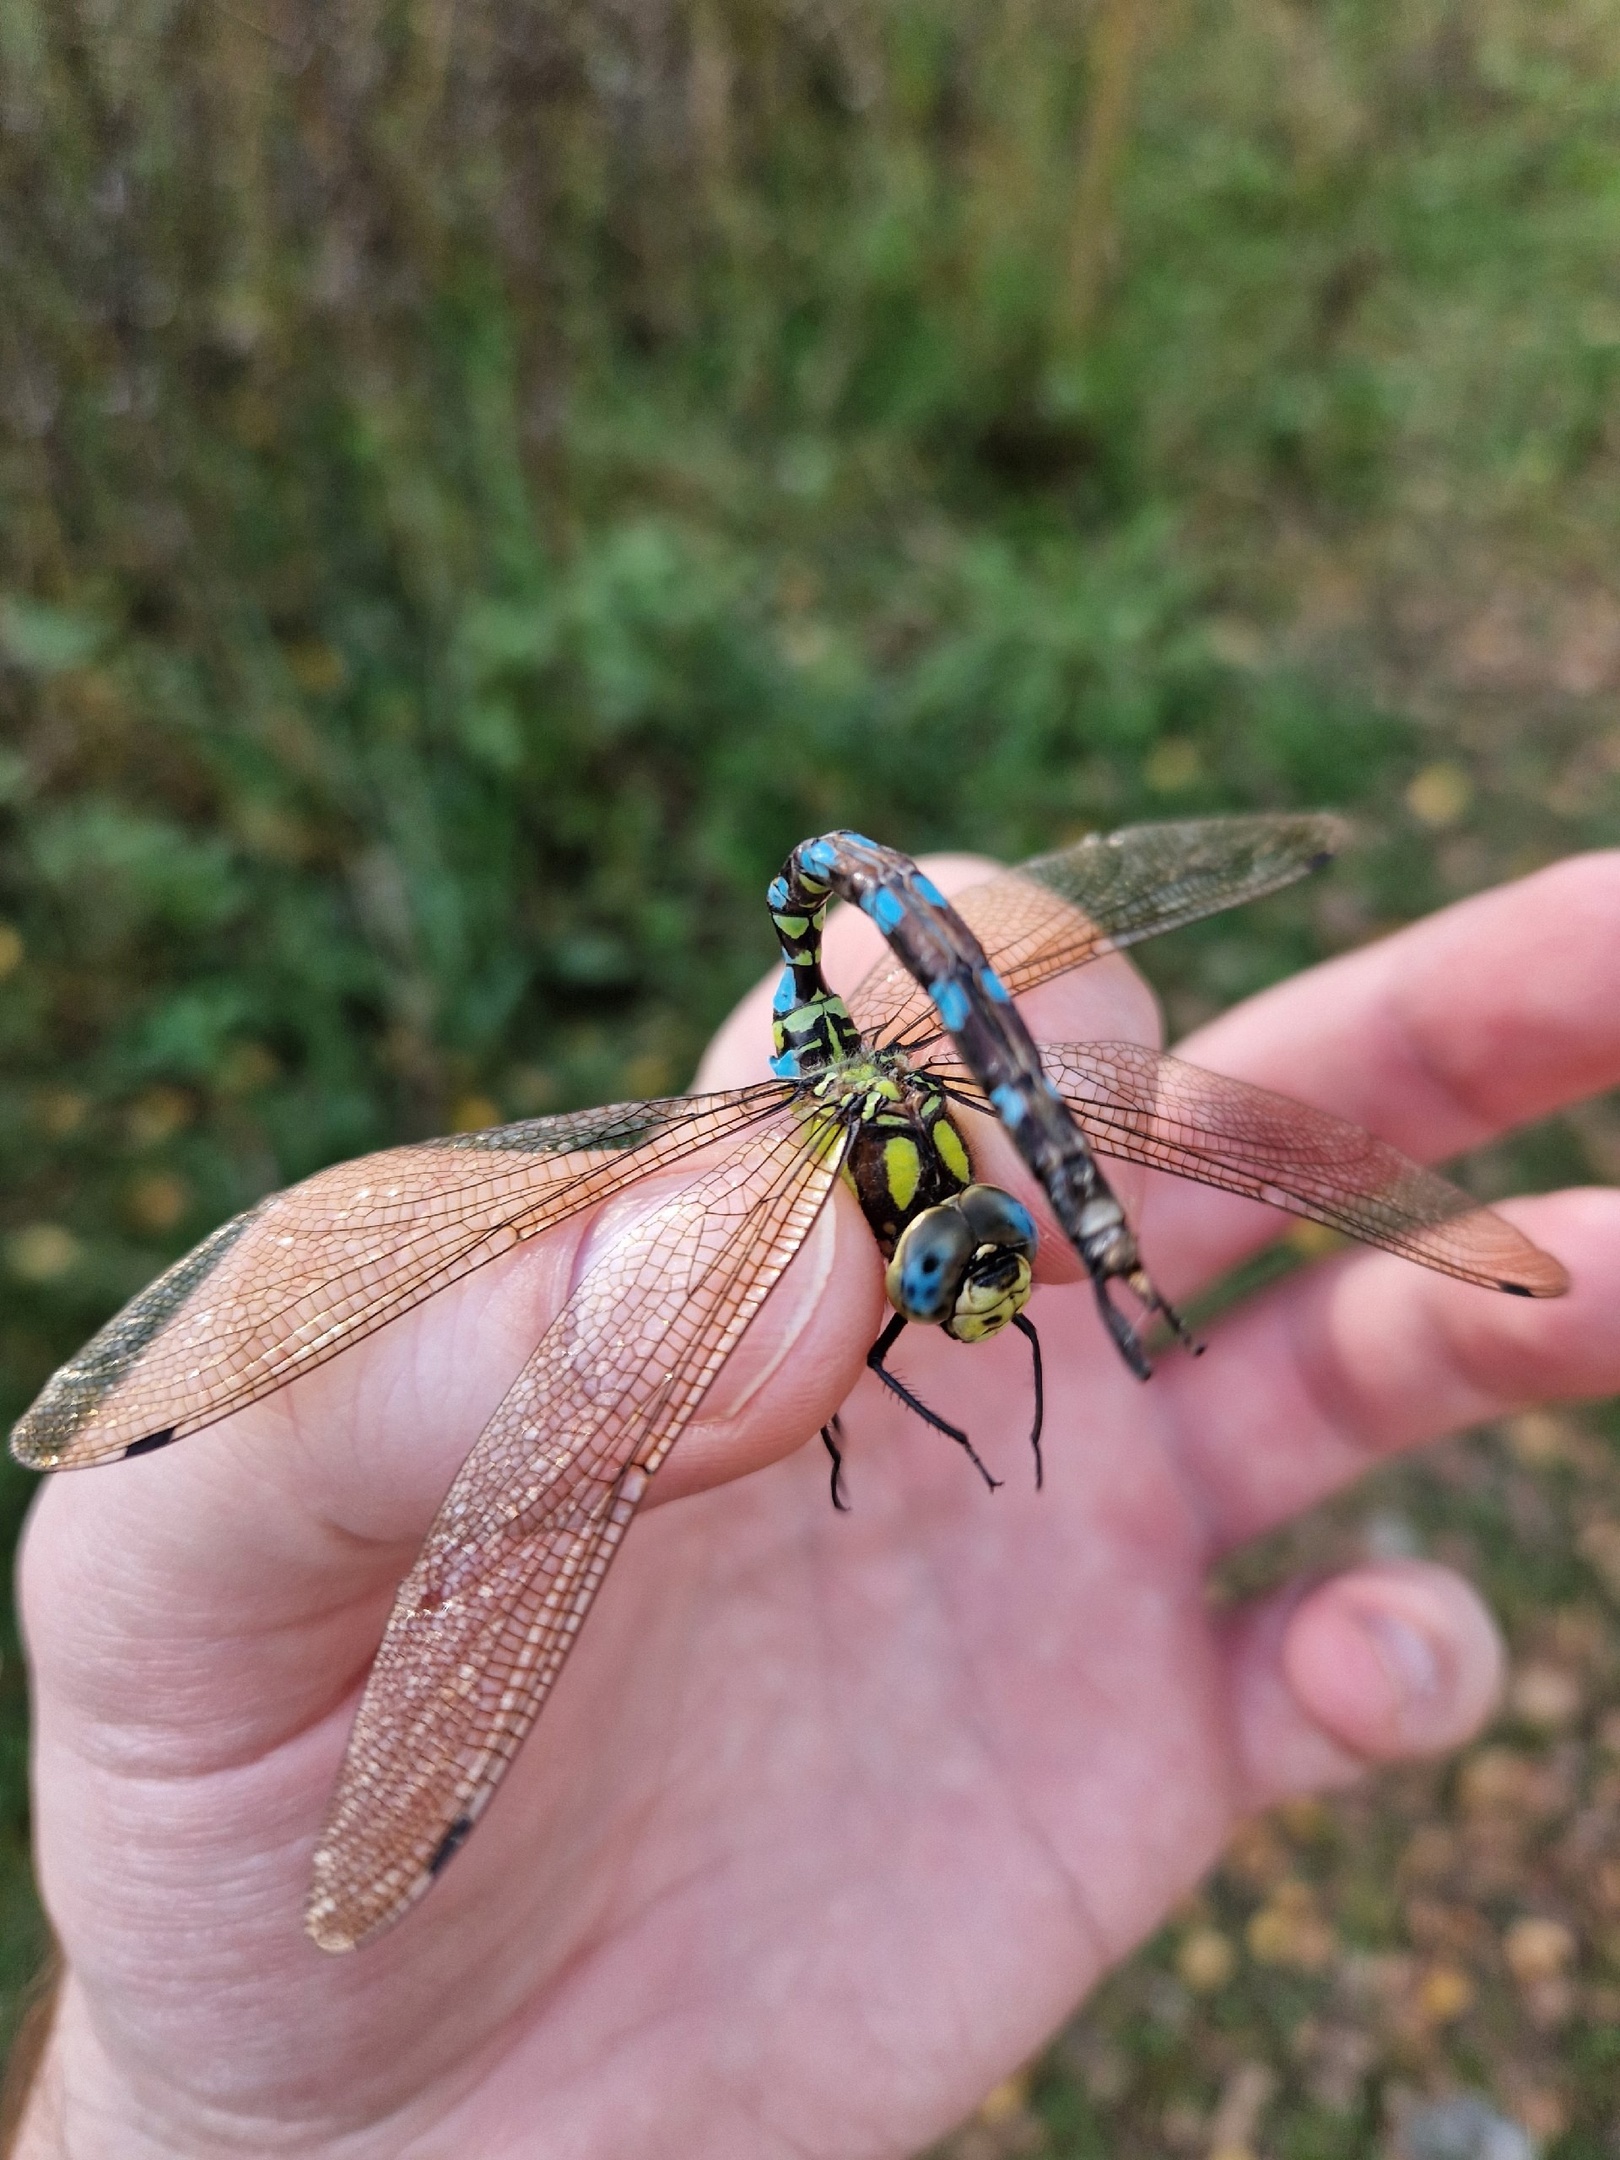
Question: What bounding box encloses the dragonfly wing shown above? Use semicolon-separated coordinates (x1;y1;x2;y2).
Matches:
11;1085;796;1470
1015;1040;1566;1297
848;813;1348;1049
305;1100;851;1952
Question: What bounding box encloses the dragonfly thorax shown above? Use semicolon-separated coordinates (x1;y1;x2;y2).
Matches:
804;1051;972;1253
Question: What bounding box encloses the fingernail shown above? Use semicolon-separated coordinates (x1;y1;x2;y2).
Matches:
1360;1606;1443;1726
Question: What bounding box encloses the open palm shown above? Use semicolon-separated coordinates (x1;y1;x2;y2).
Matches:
15;850;1620;2160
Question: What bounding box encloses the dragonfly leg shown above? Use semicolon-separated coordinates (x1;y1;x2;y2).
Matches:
1010;1311;1044;1490
867;1313;1001;1493
820;1416;850;1513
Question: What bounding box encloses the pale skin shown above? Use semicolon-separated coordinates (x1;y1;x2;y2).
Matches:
13;850;1620;2159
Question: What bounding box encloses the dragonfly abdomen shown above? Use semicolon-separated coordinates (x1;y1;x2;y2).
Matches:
766;866;861;1079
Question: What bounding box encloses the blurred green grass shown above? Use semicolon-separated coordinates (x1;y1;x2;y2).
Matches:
2;0;1619;2147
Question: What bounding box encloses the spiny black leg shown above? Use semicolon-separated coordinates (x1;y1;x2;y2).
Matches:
867;1314;1001;1493
1011;1311;1044;1490
821;1417;850;1513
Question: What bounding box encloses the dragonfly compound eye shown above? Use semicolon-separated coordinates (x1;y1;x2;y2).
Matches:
955;1183;1037;1254
885;1205;976;1325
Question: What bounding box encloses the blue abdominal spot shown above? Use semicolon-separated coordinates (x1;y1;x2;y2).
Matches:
913;873;947;907
772;971;796;1014
767;876;790;910
800;840;837;879
990;1083;1028;1126
867;888;905;932
929;978;970;1032
769;1050;801;1079
979;967;1010;1003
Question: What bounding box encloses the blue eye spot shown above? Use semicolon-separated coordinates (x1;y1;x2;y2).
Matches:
929;979;970;1032
979;967;1010;1003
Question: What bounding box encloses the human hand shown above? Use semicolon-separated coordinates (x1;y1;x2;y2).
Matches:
14;850;1620;2158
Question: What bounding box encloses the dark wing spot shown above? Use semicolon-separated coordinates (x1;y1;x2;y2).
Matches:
428;1814;474;1876
11;1204;264;1462
123;1427;178;1458
1501;1282;1533;1297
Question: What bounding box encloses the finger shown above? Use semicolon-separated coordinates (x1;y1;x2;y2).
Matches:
1140;850;1620;1296
1221;1561;1505;1812
1158;1186;1620;1552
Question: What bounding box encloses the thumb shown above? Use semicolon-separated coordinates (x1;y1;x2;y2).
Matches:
1220;1559;1506;1808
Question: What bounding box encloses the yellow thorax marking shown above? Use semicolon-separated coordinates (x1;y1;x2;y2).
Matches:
934;1118;970;1185
883;1135;922;1213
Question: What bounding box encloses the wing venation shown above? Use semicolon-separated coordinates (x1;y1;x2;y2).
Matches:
10;1085;795;1470
306;1103;850;1951
1010;1039;1566;1296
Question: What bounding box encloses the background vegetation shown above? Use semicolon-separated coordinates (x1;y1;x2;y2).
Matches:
2;0;1619;2149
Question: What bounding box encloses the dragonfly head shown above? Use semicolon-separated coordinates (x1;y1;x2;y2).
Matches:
885;1183;1036;1344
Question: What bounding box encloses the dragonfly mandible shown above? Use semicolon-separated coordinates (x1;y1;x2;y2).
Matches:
10;815;1567;1952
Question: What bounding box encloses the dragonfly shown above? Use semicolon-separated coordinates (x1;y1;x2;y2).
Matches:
10;815;1567;1954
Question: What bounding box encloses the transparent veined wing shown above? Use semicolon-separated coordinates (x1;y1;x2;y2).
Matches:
306;1100;851;1952
10;1085;797;1470
937;1040;1564;1296
847;813;1348;1051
